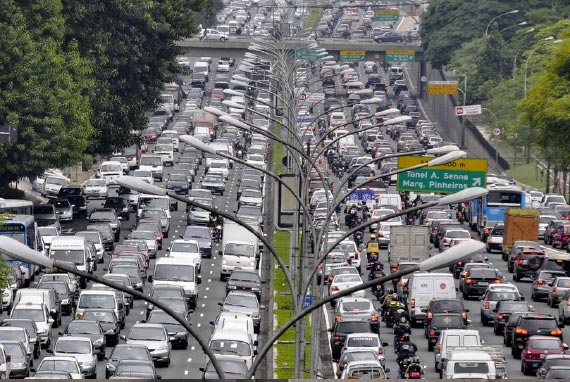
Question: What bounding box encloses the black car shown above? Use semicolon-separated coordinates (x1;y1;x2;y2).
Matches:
105;344;153;379
146;297;188;320
86;222;114;251
461;268;503;299
226;270;263;300
373;32;403;43
182;226;212;258
329;319;372;361
199;355;248;379
146;309;190;349
513;250;546;282
57;187;88;219
103;196;130;221
511;314;562;358
425;313;468;351
81;308;121;346
36;280;74;316
88;208;121;241
191;73;207;88
425;298;469;325
504;312;530;347
113;360;161;379
492;300;535;335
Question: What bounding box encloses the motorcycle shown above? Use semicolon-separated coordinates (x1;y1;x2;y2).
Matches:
370;271;386;300
211;225;223;243
403;363;424;379
354;231;364;246
457;210;465;224
367;251;379;263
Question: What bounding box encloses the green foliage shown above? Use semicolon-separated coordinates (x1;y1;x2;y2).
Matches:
0;0;94;186
60;0;202;154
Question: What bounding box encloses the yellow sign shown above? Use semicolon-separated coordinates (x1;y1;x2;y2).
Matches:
339;50;366;62
386;49;415;55
398;156;488;172
375;9;400;15
427;81;458;95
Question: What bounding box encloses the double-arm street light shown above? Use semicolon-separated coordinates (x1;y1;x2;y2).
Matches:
513;36;553;80
524;38;563;98
485;10;519;35
0;236;228;378
500;21;527;33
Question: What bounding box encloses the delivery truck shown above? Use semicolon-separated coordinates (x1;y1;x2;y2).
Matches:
443;345;506;379
388;225;430;267
219;220;262;280
502;208;540;256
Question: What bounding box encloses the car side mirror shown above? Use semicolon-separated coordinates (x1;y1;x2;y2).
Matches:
254;340;258;346
5;355;11;363
199;367;205;372
209;321;215;326
147;275;153;282
58;332;63;336
197;275;202;284
520;296;525;301
253;349;258;355
157;375;162;379
218;301;223;307
382;342;389;347
120;335;127;341
46;349;54;354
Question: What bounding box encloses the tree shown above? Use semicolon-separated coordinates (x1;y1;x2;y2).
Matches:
60;0;203;155
0;0;93;187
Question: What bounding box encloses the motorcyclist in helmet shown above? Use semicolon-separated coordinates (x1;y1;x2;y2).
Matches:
397;333;418;378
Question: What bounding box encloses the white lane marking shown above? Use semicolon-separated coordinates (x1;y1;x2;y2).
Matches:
207;279;212;283
187;358;192;363
184;370;189;375
200;313;204;317
203;295;207;299
140;311;144;315
191;346;195;351
202;303;206;308
205;287;209;291
197;323;201;328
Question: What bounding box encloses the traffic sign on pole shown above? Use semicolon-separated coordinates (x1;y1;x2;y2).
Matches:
386;50;416;63
427;81;458;95
374;9;400;22
396;156;488;194
346;189;376;202
455;104;482;116
340;50;366;62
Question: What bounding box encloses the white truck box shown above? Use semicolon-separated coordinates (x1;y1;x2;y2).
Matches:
388;226;430;266
406;272;456;326
443;345;506;380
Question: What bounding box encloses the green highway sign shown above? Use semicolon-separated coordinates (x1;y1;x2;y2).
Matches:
397;156;488;194
340;50;366;62
295;47;319;61
374;9;400;22
386;49;416;63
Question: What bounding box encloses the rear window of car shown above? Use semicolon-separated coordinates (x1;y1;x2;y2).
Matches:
499;302;530;312
336;322;370;333
531;339;561;349
557;279;570;288
469;269;498;278
342;301;370;312
432;315;463;327
346;336;379;347
520;317;557;330
488;292;518;301
430;300;462;312
491;227;504;235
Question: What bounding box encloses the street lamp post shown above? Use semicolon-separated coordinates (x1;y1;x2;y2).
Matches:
524;38;562;98
0;237;228;379
485;10;519;35
246;239;487;378
499;21;527;33
513;36;553;80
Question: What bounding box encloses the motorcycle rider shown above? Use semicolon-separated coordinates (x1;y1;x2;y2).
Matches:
396;333;419;378
366;234;379;261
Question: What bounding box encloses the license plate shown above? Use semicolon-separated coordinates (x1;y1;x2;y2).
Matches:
479;282;489;286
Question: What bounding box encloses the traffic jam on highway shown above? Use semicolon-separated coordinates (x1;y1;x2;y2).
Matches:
0;1;569;381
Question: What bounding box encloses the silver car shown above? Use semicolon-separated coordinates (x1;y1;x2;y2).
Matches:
121;323;171;367
548;277;570;307
140;208;170;237
53;336;97;378
219;291;264;333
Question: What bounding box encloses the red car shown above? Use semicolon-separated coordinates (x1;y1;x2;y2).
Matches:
521;335;568;375
552;224;570;249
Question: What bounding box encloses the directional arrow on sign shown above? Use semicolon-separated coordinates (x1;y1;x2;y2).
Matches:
472;178;482;187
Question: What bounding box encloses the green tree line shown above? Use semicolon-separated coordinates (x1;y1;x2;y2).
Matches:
421;0;570;194
0;0;210;187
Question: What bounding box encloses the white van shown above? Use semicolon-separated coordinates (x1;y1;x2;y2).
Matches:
150;257;201;309
378;194;402;210
208;329;257;368
42;175;70;197
193;125;211;143
97;161;123;185
207;141;234;168
219;241;257;280
193;61;209;81
153;143;174;167
161;130;180;151
75;290;123;326
48;236;93;288
139;154;164;182
137;194;175;220
435;329;482;372
443;349;496;379
212;311;255;339
406;272;456;326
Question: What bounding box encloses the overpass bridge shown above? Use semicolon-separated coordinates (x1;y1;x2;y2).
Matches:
178;37;427;97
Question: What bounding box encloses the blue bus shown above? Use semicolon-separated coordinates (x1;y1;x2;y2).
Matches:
468;187;527;230
0;215;39;285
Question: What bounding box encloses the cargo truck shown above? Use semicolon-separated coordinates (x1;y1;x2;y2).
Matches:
502;208;540;256
443;345;506;379
388;226;430;267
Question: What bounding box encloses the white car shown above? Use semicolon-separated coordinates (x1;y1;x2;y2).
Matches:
167;240;202;273
341;333;387;367
199;29;229;41
238;189;263;208
208;160;229;180
36;356;85;379
246;154;266;170
53;337;97;378
83;178;108;199
329;274;365;301
217;59;230;72
332;240;361;272
133;169;154;185
153;143;174;167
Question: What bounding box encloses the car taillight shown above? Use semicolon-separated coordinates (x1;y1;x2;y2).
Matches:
553;288;558;295
335;315;342;322
518;259;524;265
515;328;528;335
400;280;406;286
334;335;341;343
427;311;433;319
390;266;398;273
429;330;436;336
497;314;504;320
466;278;474;284
339;363;345;371
411;299;415;308
317;264;322;269
537;279;545;285
551;329;562;336
354;251;359;259
484;301;490;309
493;279;501;284
331;285;339;291
371;313;378;321
484;228;491;234
377;347;384;355
460;272;467;278
436;343;442;349
461;311;467;319
377;232;384;237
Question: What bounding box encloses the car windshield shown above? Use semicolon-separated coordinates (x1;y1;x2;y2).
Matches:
79;294;115;309
242;190;261;198
169;174;186;182
55;340;91;354
470;269;498;278
447;230;470;238
500;302;529;312
171;242;199;252
67;321;100;334
225;294;258;308
39;360;79;373
334;274;361;284
90;211;114;221
532;339;561;349
184;228;209;239
51;249;84;265
39;282;68;294
11;308;45;321
111;266;140;278
148;311;180;325
135;170;152;178
205;359;246;375
140;157;162;166
154;264;195;282
0;330;25;342
87;179;106;187
2;342;24;357
210;340;251;356
129;327;165;341
431;300;462;312
111;347;149;360
76;232;99;243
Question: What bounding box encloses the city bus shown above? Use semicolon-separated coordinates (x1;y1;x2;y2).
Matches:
0;199;33;215
0;215;39;285
467;186;527;231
